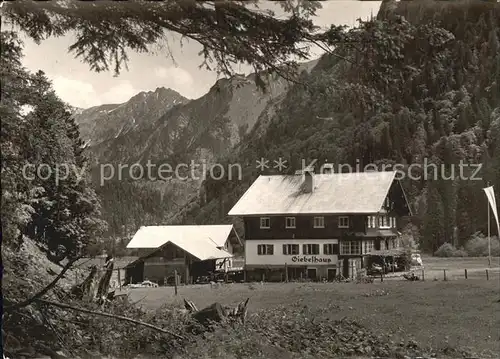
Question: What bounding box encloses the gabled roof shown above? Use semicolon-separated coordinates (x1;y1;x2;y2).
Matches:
126;225;237;261
228;171;398;216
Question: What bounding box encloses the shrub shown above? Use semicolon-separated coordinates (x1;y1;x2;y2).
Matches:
464;232;500;257
434;243;468;257
453;247;469;257
434;243;457;257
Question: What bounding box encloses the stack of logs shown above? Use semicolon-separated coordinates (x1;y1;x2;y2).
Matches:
183;298;250;328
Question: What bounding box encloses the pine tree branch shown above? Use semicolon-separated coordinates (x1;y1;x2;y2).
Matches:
2;0;322;83
35;298;185;340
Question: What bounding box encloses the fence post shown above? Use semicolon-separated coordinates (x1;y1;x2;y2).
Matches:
174;269;178;296
486;269;489;280
285;263;288;282
443;269;447;281
464;269;468;279
380;272;383;282
421;269;425;281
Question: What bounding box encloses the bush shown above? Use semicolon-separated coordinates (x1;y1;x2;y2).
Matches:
453;248;469;257
434;243;468;257
435;243;456;257
464;232;500;257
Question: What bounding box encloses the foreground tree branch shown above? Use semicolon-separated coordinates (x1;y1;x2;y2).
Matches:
0;0;351;88
4;256;81;312
36;298;185;340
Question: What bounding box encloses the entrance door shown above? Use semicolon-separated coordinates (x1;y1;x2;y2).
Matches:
327;268;337;281
342;257;349;278
307;268;317;281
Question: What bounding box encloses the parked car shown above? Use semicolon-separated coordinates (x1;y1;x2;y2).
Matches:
410;253;423;267
125;280;159;289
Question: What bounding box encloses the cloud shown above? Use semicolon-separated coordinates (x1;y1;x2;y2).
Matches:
153;66;194;93
52;76;100;108
101;82;137;104
52;76;138;108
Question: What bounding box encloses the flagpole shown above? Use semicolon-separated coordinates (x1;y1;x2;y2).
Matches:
487;181;491;268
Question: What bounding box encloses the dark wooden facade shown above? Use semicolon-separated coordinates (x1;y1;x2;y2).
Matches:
125;242;219;285
243;180;409;241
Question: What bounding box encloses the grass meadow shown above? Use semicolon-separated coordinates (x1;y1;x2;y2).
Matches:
116;256;500;358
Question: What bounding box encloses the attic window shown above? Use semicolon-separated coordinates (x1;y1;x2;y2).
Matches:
313;216;325;228
260;217;270;229
338;216;349;228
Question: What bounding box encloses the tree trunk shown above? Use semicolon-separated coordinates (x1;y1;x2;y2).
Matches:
70;266;97;301
96;259;114;304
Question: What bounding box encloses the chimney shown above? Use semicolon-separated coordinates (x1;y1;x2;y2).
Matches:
303;166;314;193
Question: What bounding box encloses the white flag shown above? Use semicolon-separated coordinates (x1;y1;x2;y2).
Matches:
483;186;500;237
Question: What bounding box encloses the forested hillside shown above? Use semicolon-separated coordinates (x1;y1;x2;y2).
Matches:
82;62;316;243
173;0;500;253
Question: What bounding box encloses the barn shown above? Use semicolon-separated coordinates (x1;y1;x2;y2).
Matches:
124;224;242;285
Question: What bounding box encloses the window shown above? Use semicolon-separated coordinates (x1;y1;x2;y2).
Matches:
282;244;299;255
380;215;390;229
340;241;361;255
363;240;374;254
386;197;390;207
338;216;349;228
323;243;339;255
165;245;184;259
260;217;270;229
378;216;383;227
313;216;325;228
392;238;398;248
303;243;320;255
285;217;296;228
257;244;273;255
367;216;377;229
392;217;396;228
367;216;372;228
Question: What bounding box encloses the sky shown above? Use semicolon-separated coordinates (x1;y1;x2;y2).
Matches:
18;1;381;109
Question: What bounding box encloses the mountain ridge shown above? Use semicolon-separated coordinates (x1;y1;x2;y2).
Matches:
77;59;319;239
74;87;189;147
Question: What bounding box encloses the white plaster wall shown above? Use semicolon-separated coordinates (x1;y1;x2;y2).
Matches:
245;239;339;266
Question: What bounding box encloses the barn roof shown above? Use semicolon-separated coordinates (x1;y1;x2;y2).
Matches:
126;225;237;261
228;171;399;216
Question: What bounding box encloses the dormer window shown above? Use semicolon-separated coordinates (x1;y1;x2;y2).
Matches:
285;217;296;228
